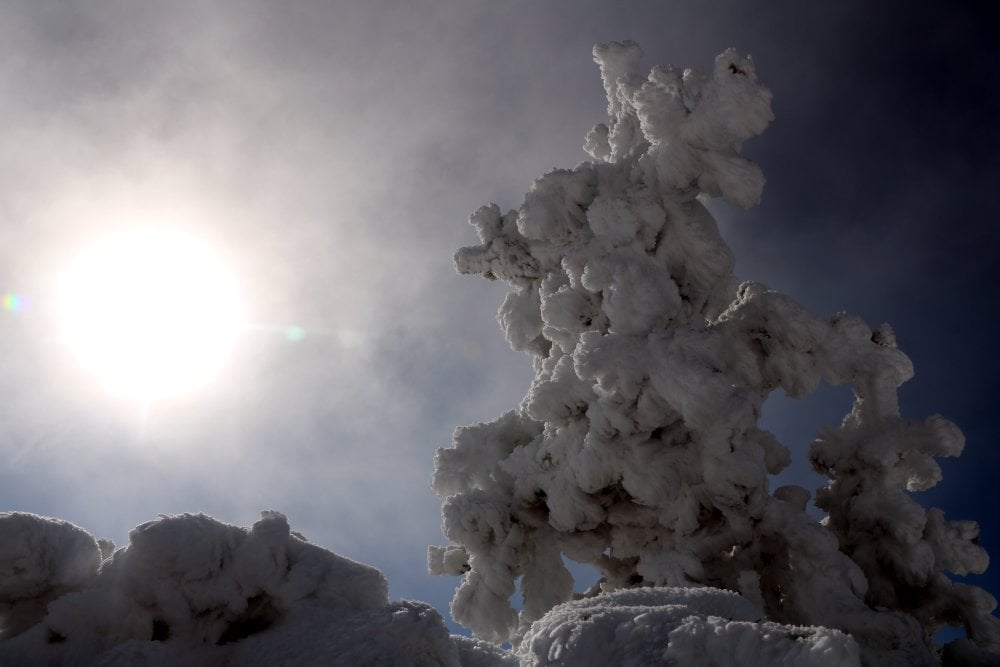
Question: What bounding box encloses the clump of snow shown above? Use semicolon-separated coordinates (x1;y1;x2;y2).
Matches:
0;511;510;666
517;587;860;666
432;41;1000;665
0;513;102;638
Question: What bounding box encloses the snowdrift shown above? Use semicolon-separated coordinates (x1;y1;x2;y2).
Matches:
0;511;512;666
2;511;864;666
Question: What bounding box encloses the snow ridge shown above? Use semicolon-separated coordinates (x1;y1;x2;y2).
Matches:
0;511;502;666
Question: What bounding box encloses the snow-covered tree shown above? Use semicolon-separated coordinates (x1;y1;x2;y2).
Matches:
430;41;1000;666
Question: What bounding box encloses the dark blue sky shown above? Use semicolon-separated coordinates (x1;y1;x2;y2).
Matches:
0;0;996;633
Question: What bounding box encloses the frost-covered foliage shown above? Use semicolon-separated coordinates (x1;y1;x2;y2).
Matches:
430;41;1000;665
0;511;512;667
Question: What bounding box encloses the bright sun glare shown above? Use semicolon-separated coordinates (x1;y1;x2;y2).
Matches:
58;229;243;400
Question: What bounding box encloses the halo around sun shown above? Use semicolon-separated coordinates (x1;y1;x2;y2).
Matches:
58;229;244;400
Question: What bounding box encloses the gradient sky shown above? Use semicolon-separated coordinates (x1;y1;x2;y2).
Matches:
1;0;997;634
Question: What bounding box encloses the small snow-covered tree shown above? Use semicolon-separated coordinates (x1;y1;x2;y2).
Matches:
430;41;1000;665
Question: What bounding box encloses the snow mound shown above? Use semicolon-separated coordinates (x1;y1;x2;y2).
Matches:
0;511;510;667
0;513;102;638
517;587;860;666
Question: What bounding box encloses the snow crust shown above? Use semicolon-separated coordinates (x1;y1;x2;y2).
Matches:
431;41;1000;665
517;587;860;666
0;511;509;667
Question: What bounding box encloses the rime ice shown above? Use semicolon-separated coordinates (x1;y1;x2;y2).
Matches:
0;511;511;666
517;587;860;667
432;41;1000;665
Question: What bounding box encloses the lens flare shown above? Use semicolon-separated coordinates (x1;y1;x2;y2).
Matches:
2;293;28;312
284;326;306;342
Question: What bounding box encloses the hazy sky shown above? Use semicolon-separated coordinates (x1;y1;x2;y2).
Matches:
1;0;997;633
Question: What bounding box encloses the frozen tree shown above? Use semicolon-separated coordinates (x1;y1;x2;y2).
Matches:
430;41;1000;665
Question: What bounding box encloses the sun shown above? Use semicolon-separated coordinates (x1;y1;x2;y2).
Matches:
58;229;244;400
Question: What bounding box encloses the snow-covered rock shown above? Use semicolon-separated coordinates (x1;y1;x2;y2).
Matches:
0;511;509;667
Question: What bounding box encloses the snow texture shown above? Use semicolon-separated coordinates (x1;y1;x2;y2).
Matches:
432;41;1000;665
0;511;510;667
517;587;860;666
